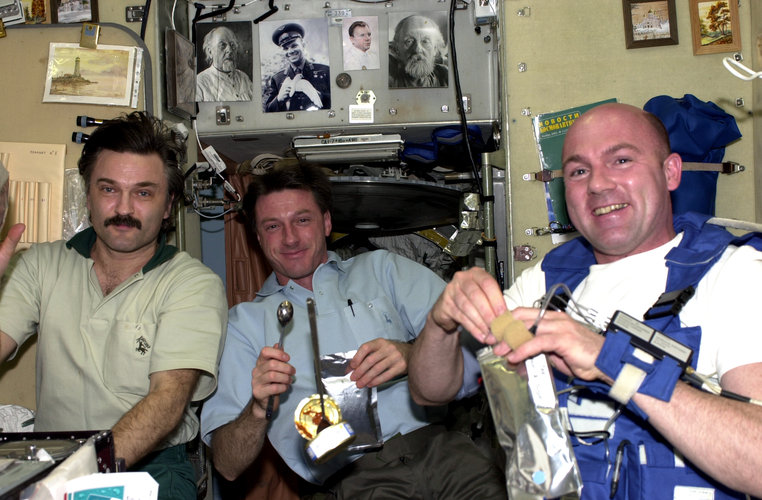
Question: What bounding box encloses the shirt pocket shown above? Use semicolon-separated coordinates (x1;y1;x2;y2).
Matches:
103;321;157;396
345;296;407;343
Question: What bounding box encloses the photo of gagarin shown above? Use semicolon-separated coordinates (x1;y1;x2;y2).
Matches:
259;18;331;113
388;12;449;89
195;21;254;102
342;16;380;71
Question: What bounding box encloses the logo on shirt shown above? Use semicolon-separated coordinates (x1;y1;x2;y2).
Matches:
135;336;151;356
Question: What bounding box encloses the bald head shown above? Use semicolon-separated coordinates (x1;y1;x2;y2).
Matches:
563;103;671;162
560;102;683;263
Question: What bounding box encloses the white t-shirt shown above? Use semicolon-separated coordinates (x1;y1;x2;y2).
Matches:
505;232;762;382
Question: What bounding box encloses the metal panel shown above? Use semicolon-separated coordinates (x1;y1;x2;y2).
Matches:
190;0;500;162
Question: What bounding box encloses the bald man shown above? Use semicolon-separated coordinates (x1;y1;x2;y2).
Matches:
409;103;762;499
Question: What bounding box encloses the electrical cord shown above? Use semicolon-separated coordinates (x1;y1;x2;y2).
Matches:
449;0;482;198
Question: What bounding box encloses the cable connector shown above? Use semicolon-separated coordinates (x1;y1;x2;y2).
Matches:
201;145;227;174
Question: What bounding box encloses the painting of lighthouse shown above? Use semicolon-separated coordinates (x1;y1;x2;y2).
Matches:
43;42;137;106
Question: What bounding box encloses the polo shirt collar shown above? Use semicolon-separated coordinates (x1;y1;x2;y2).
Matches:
66;226;178;274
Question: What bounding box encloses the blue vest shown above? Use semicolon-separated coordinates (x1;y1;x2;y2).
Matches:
541;212;759;499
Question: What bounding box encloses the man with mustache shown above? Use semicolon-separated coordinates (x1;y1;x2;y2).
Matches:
196;25;254;102
408;103;762;499
389;15;448;88
263;22;331;112
0;112;227;499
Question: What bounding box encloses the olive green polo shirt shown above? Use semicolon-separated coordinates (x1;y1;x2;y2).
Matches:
0;228;227;448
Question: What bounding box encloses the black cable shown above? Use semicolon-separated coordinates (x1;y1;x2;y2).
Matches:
252;0;278;24
139;0;151;41
449;0;482;198
191;0;235;43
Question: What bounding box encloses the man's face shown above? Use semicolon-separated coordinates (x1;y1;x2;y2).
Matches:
254;188;331;290
562;104;681;264
87;150;172;256
350;26;372;52
400;25;438;79
210;29;239;72
282;38;306;67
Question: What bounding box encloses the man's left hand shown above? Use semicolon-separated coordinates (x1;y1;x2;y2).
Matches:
349;338;410;389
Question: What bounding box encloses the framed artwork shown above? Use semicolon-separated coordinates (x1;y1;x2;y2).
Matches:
51;0;97;24
622;0;678;49
43;43;137;106
689;0;741;55
22;0;52;24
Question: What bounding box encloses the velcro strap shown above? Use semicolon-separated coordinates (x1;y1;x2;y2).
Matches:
609;362;647;405
596;330;683;416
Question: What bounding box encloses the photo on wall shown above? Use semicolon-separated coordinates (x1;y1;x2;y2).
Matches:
195;21;254;102
258;17;331;113
342;16;380;71
388;11;449;89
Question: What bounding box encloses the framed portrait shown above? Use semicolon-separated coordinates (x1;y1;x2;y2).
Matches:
689;0;741;55
42;42;137;106
388;11;450;89
342;16;380;71
622;0;678;49
194;21;254;103
257;18;331;113
22;0;52;24
51;0;97;24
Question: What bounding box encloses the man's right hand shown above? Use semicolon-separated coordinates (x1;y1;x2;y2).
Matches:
276;77;294;102
250;344;295;415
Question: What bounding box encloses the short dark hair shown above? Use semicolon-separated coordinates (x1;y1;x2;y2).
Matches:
643;111;672;161
348;21;368;38
78;111;186;235
242;163;332;232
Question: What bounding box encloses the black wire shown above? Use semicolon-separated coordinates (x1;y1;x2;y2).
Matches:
252;0;278;24
139;0;151;41
191;0;236;43
449;0;483;198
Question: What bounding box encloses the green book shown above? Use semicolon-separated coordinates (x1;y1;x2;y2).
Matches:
532;99;617;229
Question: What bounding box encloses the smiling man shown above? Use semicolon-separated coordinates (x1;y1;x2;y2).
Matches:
0;112;227;499
263;22;331;112
409;103;762;499
201;163;505;498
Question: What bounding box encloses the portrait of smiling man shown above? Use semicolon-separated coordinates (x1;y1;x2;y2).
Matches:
261;20;331;113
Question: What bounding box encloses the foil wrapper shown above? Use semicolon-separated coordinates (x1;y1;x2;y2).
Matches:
478;347;582;499
321;350;382;453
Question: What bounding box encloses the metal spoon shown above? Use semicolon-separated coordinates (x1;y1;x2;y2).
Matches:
265;300;293;420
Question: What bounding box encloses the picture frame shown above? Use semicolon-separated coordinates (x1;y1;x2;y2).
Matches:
43;42;137;106
622;0;678;49
689;0;741;55
51;0;97;24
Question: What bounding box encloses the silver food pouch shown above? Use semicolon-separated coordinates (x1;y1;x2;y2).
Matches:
321;350;383;453
478;347;582;499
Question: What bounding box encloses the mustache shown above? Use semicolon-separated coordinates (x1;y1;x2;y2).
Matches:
104;214;142;229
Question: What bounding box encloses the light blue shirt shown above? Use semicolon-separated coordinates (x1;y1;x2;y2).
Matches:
201;250;477;483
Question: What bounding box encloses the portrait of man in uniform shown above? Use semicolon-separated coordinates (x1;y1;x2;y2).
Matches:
388;12;449;89
259;19;331;113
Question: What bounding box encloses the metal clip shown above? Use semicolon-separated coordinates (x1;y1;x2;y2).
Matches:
523;169;563;182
